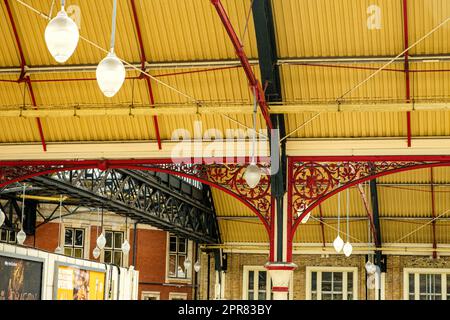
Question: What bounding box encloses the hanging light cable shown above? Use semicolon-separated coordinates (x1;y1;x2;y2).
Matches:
121;215;131;255
44;0;79;63
16;184;27;245
96;0;126;97
343;188;353;257
54;195;64;254
93;208;101;259
244;87;262;189
333;184;344;253
96;207;106;250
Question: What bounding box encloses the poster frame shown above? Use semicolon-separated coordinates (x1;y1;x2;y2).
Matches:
0;251;45;300
53;261;106;301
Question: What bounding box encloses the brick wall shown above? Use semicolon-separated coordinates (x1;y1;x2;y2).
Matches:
24;222;59;252
198;252;450;300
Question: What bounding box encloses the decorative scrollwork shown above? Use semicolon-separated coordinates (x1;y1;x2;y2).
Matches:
291;160;436;222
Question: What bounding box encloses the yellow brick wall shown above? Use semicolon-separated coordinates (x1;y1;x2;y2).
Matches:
198;252;450;300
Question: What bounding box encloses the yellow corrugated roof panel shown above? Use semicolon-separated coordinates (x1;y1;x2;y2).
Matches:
408;0;450;56
212;189;256;217
218;219;268;243
136;0;258;62
0;4;20;67
412;62;450;101
272;0;403;58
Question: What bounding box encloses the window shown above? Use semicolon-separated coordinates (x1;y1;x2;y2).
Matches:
104;231;123;266
168;235;188;279
64;227;84;258
169;292;188;300
306;267;358;300
242;266;293;300
142;291;160;300
404;268;450;300
0;229;16;244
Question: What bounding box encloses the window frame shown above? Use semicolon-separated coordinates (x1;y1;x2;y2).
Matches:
169;292;188;300
102;230;124;267
63;226;85;259
0;228;16;244
306;266;359;300
403;268;450;300
242;266;294;300
165;234;192;283
141;291;160;300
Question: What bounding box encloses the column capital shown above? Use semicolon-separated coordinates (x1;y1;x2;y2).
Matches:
265;262;297;300
264;262;297;271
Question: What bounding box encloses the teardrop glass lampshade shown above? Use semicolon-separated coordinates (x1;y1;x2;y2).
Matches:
343;242;353;257
44;9;79;63
183;258;191;271
96;52;126;98
93;247;101;259
121;239;131;255
96;233;106;250
365;261;377;274
194;260;201;273
0;209;5;227
54;246;63;254
16;229;26;245
243;164;261;189
333;235;344;253
301;212;311;224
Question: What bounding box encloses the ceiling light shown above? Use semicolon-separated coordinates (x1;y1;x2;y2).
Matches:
44;1;79;63
93;247;101;259
343;242;353;257
17;229;26;245
121;239;131;255
333;235;344;253
96;0;125;98
365;261;377;274
96;233;106;250
244;163;261;189
194;260;201;273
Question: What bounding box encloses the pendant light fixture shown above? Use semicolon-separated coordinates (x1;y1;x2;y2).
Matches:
16;184;27;245
45;0;79;63
54;195;64;254
333;185;344;253
343;188;353;257
96;0;126;97
121;215;131;255
0;208;5;228
96;207;106;250
244;87;262;189
194;260;201;273
93;208;101;259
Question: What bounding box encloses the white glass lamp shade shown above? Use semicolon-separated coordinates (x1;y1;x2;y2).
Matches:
0;209;5;227
183;258;191;271
93;247;101;259
343;241;353;257
301;212;311;224
244;164;261;189
333;235;344;253
121;239;131;255
44;9;79;63
54;246;63;254
17;229;26;245
194;260;201;273
365;261;377;274
96;52;126;98
96;233;106;250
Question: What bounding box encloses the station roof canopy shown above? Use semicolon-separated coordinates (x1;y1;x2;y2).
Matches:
1;0;450;250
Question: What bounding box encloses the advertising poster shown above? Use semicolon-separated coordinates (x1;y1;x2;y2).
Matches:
0;255;43;300
55;265;105;300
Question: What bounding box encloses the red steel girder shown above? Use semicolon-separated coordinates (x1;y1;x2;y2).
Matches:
402;0;412;148
130;0;162;150
3;0;47;151
210;0;273;130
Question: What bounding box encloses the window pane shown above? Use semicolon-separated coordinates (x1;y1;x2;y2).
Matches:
64;229;73;245
258;291;266;300
104;250;112;264
333;272;343;282
9;231;16;243
248;271;254;290
64;248;72;256
114;251;122;266
74;248;83;258
333;294;343;300
322;280;332;291
311;293;318;300
178;238;187;253
248;291;254;300
74;229;84;246
447;275;450;300
168;255;176;277
114;232;123;249
258;271;267;291
322;272;332;282
435;275;441;293
347;272;353;294
178;255;186;278
311;272;317;291
105;231;113;249
409;273;415;295
347;293;353;300
169;236;177;252
322;293;332;300
0;229;7;242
